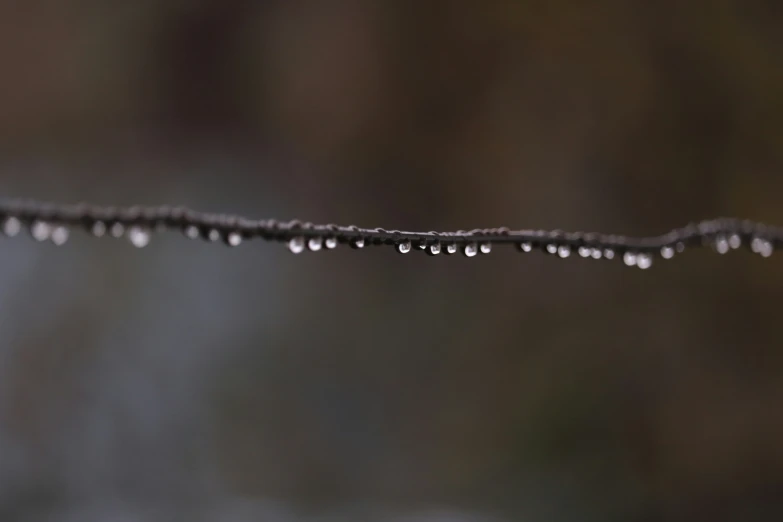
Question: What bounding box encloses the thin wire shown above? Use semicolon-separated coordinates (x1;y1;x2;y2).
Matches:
0;197;780;264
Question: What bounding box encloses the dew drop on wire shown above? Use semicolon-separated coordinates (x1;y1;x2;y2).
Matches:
111;223;125;238
545;243;558;255
207;229;221;242
324;237;338;250
636;253;653;270
557;245;571;258
428;243;441;255
591;248;603;260
728;234;741;250
2;216;21;237
661;246;675;259
445;243;458;255
417;241;427;250
128;226;151;248
350;237;365;249
226;232;242;247
751;237;773;258
676;242;685;253
714;236;730;254
463;243;478;257
308;237;323;252
397;240;412;254
479;242;492;254
50;225;69;246
578;246;591;258
623;252;637;266
289;236;306;254
92;221;107;237
603;248;615;260
31;221;51;241
518;242;532;253
183;225;200;240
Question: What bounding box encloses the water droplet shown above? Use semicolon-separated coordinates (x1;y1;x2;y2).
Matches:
111;223;125;238
183;225;199;240
623;252;637;266
207;229;221;242
308;237;323;252
591;248;603;260
428;243;441;256
31;221;51;241
714;236;730;254
557;245;571;258
2;216;21;237
463;243;478;257
92;221;107;237
661;246;675;259
226;232;242;247
603;248;615;260
518;242;532;253
50;225;69;246
127;226;150;248
350;237;365;249
289;236;306;254
545;243;558;255
675;242;685;253
636;253;653;270
578;246;591;258
445;243;458;255
417;241;427;250
397;240;412;254
728;234;741;250
479;242;492;254
751;237;773;258
325;237;338;250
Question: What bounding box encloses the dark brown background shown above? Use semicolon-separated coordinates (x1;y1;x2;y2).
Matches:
1;1;782;521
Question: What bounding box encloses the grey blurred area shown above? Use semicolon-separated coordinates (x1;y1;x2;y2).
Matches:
2;1;783;520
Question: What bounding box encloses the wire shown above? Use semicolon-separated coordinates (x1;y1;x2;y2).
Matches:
1;197;780;267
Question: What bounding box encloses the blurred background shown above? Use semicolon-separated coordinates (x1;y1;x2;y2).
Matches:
1;1;783;520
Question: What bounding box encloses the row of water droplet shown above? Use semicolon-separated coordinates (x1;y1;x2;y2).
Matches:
2;215;776;265
1;216;157;248
0;216;247;249
286;236;494;257
286;235;340;254
286;232;775;268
